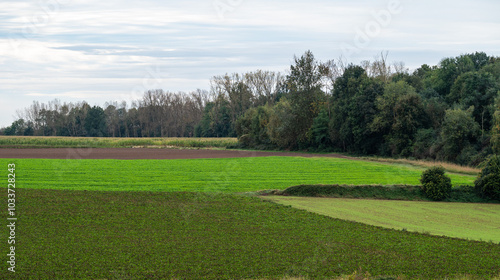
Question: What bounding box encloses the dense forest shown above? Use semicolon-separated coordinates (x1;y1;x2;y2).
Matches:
2;51;500;166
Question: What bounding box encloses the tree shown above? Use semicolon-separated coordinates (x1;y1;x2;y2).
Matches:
420;166;452;201
310;109;331;150
235;105;272;148
466;52;490;70
195;96;233;138
361;51;392;83
440;108;480;162
449;71;498;131
371;81;427;156
104;103;120;137
85;106;107;137
4;119;29;136
267;98;296;148
475;155;500;201
211;74;253;127
330;65;384;154
283;50;326;146
244;70;284;106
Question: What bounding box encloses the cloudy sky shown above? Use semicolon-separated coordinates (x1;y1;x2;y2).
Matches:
1;0;499;128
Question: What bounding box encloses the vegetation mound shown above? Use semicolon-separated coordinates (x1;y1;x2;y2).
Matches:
272;184;494;203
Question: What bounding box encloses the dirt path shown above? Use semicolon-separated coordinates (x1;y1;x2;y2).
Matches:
0;148;356;160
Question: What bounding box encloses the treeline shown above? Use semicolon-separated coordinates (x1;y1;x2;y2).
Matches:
3;90;207;138
1;70;283;138
2;51;500;166
235;51;500;166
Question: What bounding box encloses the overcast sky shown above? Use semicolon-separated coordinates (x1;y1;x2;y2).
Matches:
1;0;499;128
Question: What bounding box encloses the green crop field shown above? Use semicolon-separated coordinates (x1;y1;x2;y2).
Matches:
1;153;497;279
1;157;475;193
265;196;500;243
1;188;499;280
0;136;238;148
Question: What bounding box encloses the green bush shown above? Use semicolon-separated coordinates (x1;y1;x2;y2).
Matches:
475;155;500;201
420;166;452;201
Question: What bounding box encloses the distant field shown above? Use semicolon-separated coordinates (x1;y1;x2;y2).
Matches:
1;188;498;280
1;157;475;192
265;196;500;243
0;136;237;148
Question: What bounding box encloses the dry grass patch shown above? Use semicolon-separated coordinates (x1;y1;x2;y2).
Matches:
359;156;480;176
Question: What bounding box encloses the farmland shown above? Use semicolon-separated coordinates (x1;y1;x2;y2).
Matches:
0;145;498;279
0;135;238;149
265;196;500;242
1;156;475;192
1;188;499;280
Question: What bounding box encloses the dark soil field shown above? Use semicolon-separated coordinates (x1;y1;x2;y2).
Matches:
0;147;355;160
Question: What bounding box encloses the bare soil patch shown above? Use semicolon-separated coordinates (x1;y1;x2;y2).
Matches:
0;148;355;160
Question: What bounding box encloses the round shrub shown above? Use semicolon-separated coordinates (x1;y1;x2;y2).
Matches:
420;166;452;201
475;155;500;201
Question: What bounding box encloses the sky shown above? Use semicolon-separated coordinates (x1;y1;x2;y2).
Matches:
0;0;499;128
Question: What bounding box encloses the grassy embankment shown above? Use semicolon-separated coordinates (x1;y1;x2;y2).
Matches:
1;188;499;280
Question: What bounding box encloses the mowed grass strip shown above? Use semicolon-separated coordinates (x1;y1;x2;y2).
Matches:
265;196;500;243
2;188;499;280
2;157;474;192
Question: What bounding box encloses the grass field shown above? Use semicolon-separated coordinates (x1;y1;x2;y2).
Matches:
1;188;499;280
0;136;238;148
265;196;500;243
2;157;475;192
1;148;496;279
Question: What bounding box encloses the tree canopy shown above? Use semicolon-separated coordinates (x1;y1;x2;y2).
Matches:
3;51;499;166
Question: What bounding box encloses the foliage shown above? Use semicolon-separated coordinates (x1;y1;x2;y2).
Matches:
371;81;427;156
275;183;488;203
4;188;500;280
420;166;452;201
491;96;500;154
448;71;499;130
475;155;500;200
440;108;480;162
283;50;326;145
2;119;32;136
235;105;273;148
278;184;424;200
85;105;107;137
330;65;384;154
267;98;297;148
309;109;331;150
4;51;500;166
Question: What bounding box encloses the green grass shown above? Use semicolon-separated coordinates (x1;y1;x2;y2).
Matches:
265;196;500;243
2;157;475;192
0;136;238;148
1;188;499;280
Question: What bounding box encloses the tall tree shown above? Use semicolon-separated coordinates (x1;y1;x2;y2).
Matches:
441;108;480;162
85;106;107;137
245;70;283;106
283;50;326;146
371;81;427;156
449;71;498;132
330;65;384;154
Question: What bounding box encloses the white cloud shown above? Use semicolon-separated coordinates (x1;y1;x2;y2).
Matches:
0;0;499;128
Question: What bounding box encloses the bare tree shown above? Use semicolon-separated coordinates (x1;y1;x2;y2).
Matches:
244;70;283;106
